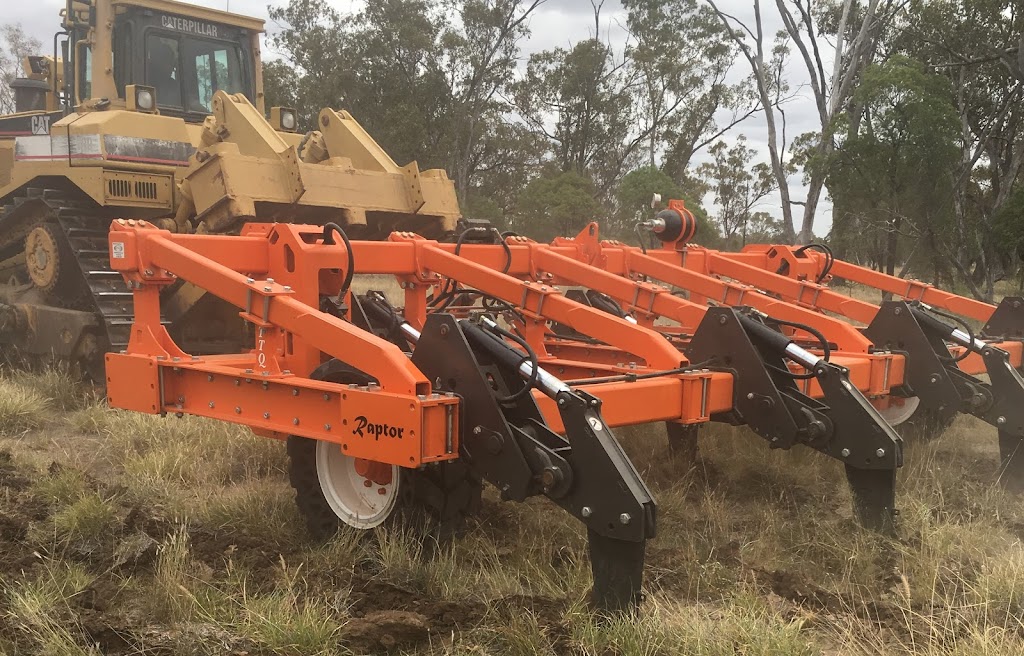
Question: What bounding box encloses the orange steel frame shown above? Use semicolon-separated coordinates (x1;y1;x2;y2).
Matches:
359;227;907;406
667;242;1024;374
733;245;997;324
105;220;734;453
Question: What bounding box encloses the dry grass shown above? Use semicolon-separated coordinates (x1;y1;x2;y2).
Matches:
1;368;1024;655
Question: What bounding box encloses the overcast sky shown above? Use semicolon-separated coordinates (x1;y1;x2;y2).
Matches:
10;0;833;235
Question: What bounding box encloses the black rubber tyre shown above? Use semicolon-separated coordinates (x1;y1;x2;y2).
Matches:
286;359;482;540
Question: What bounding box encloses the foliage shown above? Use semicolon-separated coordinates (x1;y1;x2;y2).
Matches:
825;56;960;279
696;136;776;247
512;169;604;243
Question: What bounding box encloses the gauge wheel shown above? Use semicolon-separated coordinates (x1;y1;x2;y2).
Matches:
879;397;953;442
286;359;481;539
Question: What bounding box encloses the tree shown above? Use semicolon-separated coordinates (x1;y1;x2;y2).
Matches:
614;166;720;245
705;0;901;242
514;38;640;196
0;25;41;114
513;169;605;242
893;0;1024;299
621;0;751;173
825;56;961;279
438;0;544;200
696;136;776;247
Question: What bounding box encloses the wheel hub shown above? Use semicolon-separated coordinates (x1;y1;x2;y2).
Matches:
25;225;61;292
315;441;399;529
877;395;921;426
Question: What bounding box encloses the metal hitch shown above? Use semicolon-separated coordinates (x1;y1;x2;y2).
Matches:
411;313;656;612
863;301;963;430
688;307;902;533
910;304;1024;489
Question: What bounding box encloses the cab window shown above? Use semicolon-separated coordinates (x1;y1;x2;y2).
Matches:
112;24;131;97
185;41;242;112
146;35;182;107
78;45;92;102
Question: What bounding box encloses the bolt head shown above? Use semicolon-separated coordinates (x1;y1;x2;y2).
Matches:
558;398;566;406
619;513;631;525
473;426;483;435
293;418;300;425
746;392;755;400
841;448;850;457
875;448;885;458
235;406;241;414
208;401;215;409
998;416;1007;425
581;506;593;518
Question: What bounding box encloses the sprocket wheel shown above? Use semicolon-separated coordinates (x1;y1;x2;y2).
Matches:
25;223;70;294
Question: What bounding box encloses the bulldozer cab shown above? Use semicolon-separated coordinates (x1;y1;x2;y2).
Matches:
12;0;264;122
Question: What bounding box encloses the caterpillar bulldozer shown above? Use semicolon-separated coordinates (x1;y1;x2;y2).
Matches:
0;0;460;377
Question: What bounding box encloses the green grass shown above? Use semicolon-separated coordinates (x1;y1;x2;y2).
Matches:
0;378;51;436
2;369;1024;655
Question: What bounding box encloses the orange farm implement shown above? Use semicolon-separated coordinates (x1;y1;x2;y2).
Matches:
102;204;1023;613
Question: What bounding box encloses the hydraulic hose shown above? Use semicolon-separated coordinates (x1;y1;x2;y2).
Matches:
322;222;355;298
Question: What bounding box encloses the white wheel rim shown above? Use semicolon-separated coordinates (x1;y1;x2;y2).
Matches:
878;396;921;426
315;441;399;529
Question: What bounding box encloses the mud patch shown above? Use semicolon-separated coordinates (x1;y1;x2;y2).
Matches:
345;610;431;653
347;579;488;650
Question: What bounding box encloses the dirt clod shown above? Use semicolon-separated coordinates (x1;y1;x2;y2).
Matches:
344;610;431;652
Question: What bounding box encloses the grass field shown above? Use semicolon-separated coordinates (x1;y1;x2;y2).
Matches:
1;366;1023;655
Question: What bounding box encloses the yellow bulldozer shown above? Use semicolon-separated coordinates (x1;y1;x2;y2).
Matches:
0;0;461;376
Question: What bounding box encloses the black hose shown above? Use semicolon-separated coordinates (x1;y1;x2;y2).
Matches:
431;288;529;325
765;318;832;380
924;305;976;363
795;243;834;283
322;222;355;298
480;320;540;403
428;227;512;309
634;222;648;255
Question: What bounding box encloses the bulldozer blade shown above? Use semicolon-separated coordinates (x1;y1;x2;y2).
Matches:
588;528;646;614
998;430;1024;492
844;465;897;535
